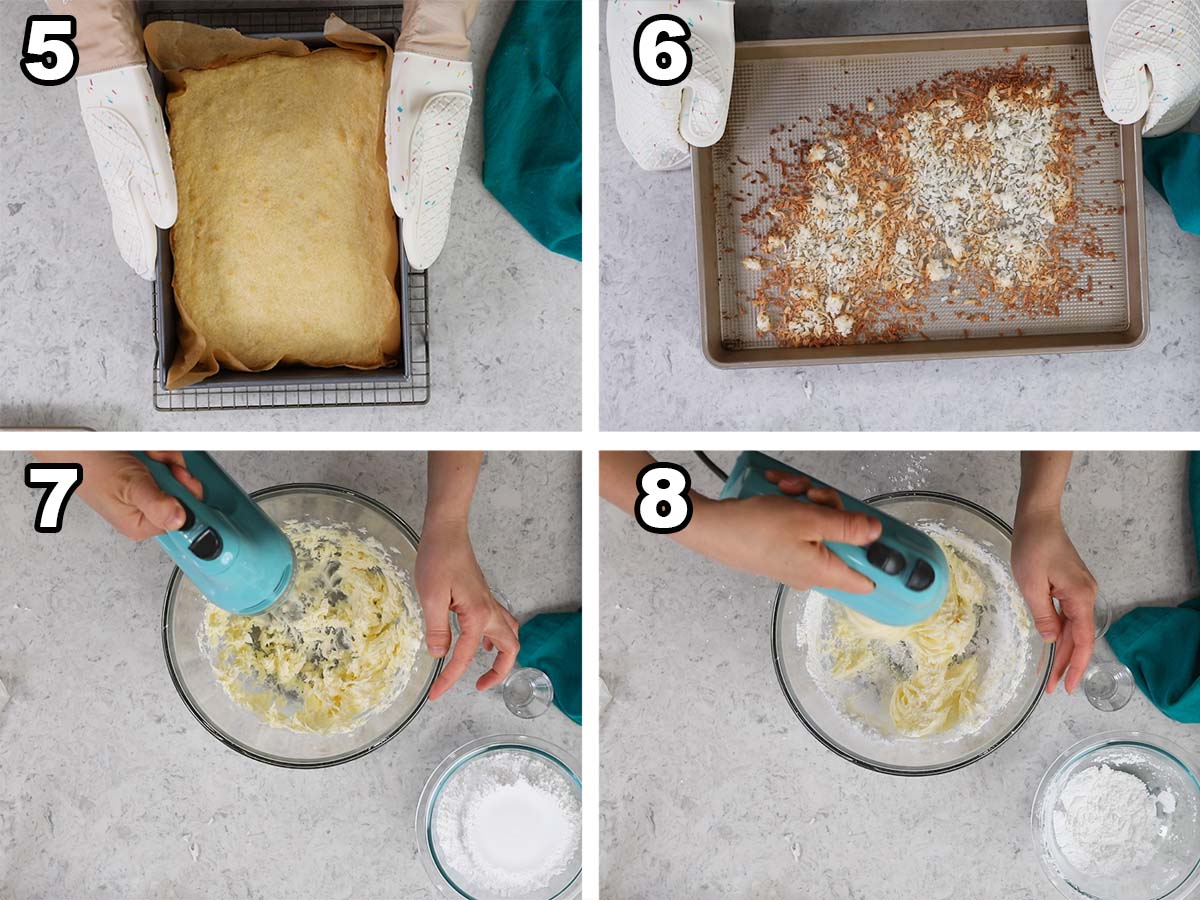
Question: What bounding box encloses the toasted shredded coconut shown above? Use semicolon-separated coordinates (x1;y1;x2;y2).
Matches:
735;59;1112;347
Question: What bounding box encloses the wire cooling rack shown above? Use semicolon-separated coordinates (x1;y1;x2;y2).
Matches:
146;3;430;411
146;3;405;34
152;271;430;411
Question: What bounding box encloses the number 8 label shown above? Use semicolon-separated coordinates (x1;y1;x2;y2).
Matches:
634;463;694;535
633;14;693;87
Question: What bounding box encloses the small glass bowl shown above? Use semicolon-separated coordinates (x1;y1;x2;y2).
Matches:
1032;732;1200;900
161;483;442;768
416;735;583;900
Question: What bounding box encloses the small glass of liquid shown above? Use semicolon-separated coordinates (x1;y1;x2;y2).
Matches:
489;589;555;718
1082;595;1134;712
502;667;555;719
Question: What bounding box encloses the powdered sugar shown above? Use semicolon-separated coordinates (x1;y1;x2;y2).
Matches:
433;750;581;898
857;452;932;492
1053;764;1174;875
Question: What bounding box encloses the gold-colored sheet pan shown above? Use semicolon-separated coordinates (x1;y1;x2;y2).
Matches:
692;26;1147;368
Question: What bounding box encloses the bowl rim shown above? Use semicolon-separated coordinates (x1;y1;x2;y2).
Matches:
414;733;583;900
161;481;443;769
1030;730;1200;900
770;489;1054;777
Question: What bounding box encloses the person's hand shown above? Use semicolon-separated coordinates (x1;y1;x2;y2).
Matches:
1011;507;1099;694
36;451;202;540
1087;0;1200;136
607;0;735;171
682;470;882;593
415;517;520;700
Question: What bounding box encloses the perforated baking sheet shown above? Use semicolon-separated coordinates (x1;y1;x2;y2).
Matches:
693;26;1147;367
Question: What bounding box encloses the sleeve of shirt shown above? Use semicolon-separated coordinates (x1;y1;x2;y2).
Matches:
395;0;481;61
45;0;144;77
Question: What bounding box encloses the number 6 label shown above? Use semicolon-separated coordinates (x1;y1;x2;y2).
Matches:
20;16;79;87
634;463;693;535
633;14;693;87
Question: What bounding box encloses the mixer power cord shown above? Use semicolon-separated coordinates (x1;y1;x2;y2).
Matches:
693;451;729;483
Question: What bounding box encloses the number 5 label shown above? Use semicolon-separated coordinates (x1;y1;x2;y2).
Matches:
633;14;693;87
20;16;79;87
25;463;83;533
634;463;693;535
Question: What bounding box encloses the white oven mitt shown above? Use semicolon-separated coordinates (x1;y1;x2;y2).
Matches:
1087;0;1200;136
386;51;472;271
77;65;177;280
607;0;735;171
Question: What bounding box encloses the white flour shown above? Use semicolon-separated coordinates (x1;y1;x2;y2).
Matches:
434;750;581;897
1053;764;1174;875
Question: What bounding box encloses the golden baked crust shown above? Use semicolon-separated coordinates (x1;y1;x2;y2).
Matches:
165;48;400;388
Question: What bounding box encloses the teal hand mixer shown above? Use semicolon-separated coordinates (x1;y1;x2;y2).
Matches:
133;451;294;616
720;452;949;626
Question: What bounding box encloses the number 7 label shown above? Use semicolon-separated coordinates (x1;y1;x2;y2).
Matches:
25;463;83;533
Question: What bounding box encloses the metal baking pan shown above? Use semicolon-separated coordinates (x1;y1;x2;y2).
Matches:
148;26;413;389
692;25;1148;368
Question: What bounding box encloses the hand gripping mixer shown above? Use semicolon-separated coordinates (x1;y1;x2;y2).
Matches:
720;452;950;626
133;452;294;615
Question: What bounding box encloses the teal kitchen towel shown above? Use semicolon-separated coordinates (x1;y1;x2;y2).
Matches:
1107;452;1200;722
1144;132;1200;235
517;610;581;725
482;1;582;260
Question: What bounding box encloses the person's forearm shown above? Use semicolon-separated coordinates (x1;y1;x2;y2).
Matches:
599;451;659;516
46;0;144;77
396;0;481;61
599;451;724;556
1017;452;1073;520
425;451;484;528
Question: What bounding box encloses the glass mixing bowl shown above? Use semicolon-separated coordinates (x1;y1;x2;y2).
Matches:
162;483;442;768
772;491;1053;776
1032;732;1200;900
416;734;583;900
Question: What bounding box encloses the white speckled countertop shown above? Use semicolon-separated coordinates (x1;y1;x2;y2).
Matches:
600;1;1200;431
0;450;581;899
601;450;1200;898
0;0;580;431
